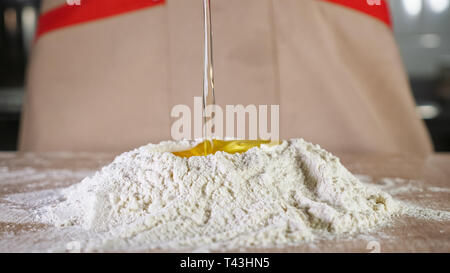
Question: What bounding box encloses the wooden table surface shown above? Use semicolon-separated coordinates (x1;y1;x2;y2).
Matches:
0;152;449;253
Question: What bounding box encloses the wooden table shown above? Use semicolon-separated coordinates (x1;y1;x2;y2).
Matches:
0;152;449;252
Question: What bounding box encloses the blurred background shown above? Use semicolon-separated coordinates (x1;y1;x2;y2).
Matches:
0;0;449;151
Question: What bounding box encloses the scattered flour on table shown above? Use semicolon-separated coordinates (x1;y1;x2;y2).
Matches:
36;139;448;252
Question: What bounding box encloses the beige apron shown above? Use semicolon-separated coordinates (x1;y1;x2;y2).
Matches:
20;0;433;155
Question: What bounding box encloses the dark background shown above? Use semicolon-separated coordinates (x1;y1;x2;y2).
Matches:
0;0;449;151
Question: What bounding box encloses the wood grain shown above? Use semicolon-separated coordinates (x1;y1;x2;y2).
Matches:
0;152;448;252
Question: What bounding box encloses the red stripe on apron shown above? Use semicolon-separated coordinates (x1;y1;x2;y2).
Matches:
322;0;392;27
36;0;390;40
36;0;165;40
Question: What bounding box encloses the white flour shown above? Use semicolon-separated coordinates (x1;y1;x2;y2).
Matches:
38;138;408;251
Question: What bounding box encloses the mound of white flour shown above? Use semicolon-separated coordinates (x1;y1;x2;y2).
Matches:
42;139;401;251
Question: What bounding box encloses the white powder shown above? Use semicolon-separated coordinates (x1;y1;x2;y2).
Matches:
38;138;435;251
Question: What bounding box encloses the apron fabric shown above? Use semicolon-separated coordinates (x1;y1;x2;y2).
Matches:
20;0;432;155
